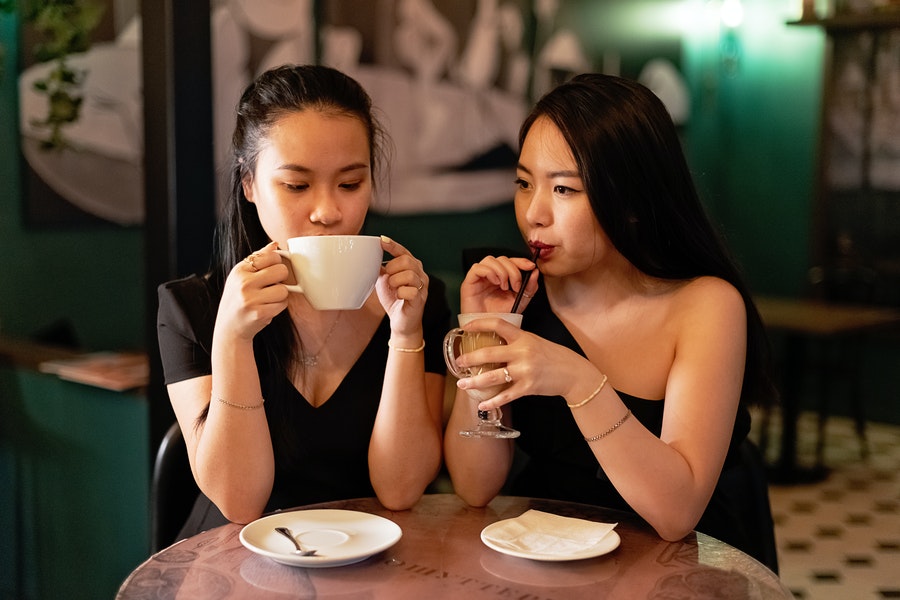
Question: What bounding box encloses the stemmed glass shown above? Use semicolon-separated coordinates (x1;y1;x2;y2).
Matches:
444;313;523;438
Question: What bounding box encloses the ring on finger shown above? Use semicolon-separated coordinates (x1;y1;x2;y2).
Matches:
246;253;260;272
503;367;512;383
414;274;425;291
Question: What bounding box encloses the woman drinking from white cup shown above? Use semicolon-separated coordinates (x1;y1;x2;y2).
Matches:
157;65;449;537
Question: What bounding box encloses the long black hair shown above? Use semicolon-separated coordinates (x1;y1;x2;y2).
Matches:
520;73;776;406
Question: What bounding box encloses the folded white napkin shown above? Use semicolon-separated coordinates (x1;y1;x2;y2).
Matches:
483;509;617;556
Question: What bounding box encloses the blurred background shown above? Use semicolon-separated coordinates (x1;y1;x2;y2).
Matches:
2;1;899;598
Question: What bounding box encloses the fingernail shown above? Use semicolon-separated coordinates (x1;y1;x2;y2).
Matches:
380;235;393;244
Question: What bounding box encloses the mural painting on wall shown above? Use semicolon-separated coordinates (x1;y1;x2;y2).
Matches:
18;0;690;224
18;0;142;227
211;0;598;215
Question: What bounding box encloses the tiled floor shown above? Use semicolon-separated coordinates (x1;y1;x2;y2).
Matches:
751;409;900;600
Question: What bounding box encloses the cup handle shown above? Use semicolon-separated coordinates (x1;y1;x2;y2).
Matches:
274;249;304;294
443;328;468;379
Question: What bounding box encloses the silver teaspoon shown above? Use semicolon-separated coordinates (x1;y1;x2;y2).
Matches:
274;526;318;556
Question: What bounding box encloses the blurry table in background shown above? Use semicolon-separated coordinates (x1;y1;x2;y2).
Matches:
116;494;789;599
754;296;900;483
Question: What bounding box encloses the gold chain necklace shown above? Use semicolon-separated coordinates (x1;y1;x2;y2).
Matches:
299;312;342;367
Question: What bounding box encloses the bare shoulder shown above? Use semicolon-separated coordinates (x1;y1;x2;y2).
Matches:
679;275;743;302
670;276;746;322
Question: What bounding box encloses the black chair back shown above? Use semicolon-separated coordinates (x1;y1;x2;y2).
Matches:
740;438;780;574
151;422;200;552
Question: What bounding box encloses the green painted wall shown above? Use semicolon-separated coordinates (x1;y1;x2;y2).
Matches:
0;367;149;599
682;1;825;296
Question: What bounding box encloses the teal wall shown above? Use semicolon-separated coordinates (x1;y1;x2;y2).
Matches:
0;367;149;599
0;13;145;352
682;1;825;296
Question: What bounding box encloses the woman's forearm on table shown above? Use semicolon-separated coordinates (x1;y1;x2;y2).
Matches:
369;353;444;509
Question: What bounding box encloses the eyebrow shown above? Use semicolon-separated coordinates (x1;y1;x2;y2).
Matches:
277;162;369;173
516;163;580;179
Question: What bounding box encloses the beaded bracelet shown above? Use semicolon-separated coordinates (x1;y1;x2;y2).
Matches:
214;395;265;410
387;339;426;353
567;373;608;408
584;409;632;443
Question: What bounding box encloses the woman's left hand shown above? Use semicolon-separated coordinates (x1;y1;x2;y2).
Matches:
376;235;428;336
453;316;593;411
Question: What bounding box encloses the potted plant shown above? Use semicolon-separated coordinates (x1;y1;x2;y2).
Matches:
1;0;105;149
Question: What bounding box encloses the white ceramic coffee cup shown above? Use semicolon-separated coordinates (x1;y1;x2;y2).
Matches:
275;235;383;310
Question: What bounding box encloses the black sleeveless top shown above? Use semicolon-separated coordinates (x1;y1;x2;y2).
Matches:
157;273;450;535
510;285;758;557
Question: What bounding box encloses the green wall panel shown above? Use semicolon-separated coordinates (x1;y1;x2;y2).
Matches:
682;1;825;296
0;367;149;600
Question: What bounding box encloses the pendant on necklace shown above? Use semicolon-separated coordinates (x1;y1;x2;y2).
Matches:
299;312;342;369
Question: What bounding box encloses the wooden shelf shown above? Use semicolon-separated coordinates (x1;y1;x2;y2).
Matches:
0;335;80;370
788;10;900;31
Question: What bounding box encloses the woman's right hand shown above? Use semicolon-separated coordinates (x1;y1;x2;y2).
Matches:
217;241;291;341
459;255;539;314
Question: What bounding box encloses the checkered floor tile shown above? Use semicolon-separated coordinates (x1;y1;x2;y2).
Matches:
752;409;900;600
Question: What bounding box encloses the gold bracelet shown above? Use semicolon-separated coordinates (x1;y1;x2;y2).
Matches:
584;409;632;443
567;373;608;408
214;395;265;410
387;339;425;353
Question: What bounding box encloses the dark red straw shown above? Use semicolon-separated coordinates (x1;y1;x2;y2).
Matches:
511;247;541;314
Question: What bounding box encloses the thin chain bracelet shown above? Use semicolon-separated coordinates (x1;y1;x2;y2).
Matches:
214;395;265;410
584;409;632;443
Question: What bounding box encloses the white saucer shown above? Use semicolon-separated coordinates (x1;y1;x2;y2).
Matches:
480;519;620;562
240;509;401;568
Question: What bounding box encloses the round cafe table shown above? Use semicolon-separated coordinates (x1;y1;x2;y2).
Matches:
117;494;790;599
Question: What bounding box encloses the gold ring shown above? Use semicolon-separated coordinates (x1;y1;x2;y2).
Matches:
415;275;425;291
246;253;259;272
503;368;512;383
